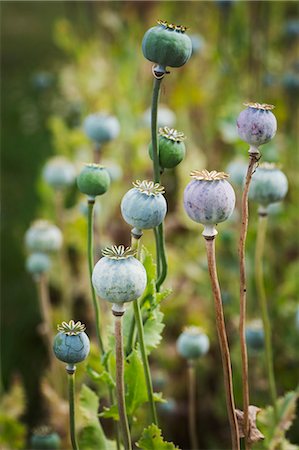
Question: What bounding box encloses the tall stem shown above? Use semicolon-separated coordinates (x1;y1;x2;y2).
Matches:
255;213;277;417
150;76;167;289
67;368;79;450
87;199;104;355
36;274;54;364
205;237;240;450
239;150;260;449
114;312;132;450
188;360;199;450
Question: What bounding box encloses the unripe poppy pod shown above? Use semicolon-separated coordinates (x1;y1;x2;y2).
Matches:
77;163;110;199
53;320;90;364
83;113;120;144
25;220;63;253
177;326;210;360
43;156;76;190
249;162;288;209
148;127;186;169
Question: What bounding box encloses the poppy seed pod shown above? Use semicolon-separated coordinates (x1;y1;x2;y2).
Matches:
177;326;210;360
226;158;248;188
236;102;277;149
26;252;51;276
25;220;63;253
92;245;147;305
245;320;264;352
142;20;192;73
77;164;110;199
121;180;167;232
83;113;120;144
149;127;186;169
183;170;236;237
53;320;90;364
143;105;176;128
42;156;76;190
249;163;288;209
30;427;61;450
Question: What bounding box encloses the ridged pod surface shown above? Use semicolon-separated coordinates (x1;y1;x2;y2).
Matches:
249;164;288;207
83;113;120;143
53;321;90;364
177;327;210;360
92;246;147;304
121;180;167;230
142;21;192;70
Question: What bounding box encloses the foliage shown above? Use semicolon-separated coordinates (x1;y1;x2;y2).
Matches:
137;424;179;450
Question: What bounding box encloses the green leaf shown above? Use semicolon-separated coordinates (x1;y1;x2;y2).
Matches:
86;365;116;389
137;424;179;450
125;349;148;417
256;388;299;449
100;404;119;420
78;384;111;450
143;308;165;355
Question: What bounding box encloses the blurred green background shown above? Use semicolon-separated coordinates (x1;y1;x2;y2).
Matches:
1;1;299;449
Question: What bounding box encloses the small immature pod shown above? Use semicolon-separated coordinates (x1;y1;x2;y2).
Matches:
30;426;61;450
148;127;186;169
183;170;236;237
77;163;110;199
26;252;51;276
249;162;288;209
92;245;147;305
226;158;248;188
83;113;120;144
43;156;76;190
53;320;90;365
177;326;210;360
245;320;264;352
121;180;167;231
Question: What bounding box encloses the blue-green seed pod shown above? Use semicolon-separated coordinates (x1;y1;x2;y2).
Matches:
184;170;235;237
83;113;120;144
236;102;277;149
77;164;110;199
42;156;76;190
226;158;248;188
25;220;63;253
148;127;186;169
245;320;264;352
30;427;61;450
142;20;192;72
249;163;288;208
121;180;167;231
92;245;147;305
53;320;90;364
177;326;210;360
26;252;51;276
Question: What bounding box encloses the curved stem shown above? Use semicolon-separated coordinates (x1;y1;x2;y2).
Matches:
156;222;168;291
188;361;199;450
239;151;260;449
114;314;132;450
68;370;79;450
205;237;240;450
87;200;104;355
255;214;278;417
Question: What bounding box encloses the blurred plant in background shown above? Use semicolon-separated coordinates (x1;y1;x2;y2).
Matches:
1;1;299;449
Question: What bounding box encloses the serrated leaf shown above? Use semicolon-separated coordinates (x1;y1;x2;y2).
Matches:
100;404;119;420
86;365;116;389
143;308;165;355
137;424;179;450
78;384;110;450
256;389;299;450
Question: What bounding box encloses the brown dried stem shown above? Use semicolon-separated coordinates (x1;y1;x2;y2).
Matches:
239;151;260;449
205;237;240;450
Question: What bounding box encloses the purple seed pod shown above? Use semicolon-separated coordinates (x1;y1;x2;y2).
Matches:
184;170;235;237
236;102;277;150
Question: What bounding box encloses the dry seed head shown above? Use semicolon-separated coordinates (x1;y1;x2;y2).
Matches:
243;102;275;111
133;180;165;195
159;126;186;142
157;19;187;33
190;169;229;181
102;245;136;259
57;320;86;335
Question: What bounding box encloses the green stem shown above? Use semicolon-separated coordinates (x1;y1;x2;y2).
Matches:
68;370;79;450
255;213;278;417
87;200;104;355
188;361;199;450
150;77;167;290
114;313;132;450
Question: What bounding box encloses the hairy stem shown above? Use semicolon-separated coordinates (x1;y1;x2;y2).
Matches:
188;361;199;450
114;314;132;450
255;213;278;417
239;151;260;448
87;200;104;354
205;237;240;450
68;370;79;450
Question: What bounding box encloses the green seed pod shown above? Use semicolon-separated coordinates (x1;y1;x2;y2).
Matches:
77;163;110;199
177;326;210;360
26;252;51;276
30;426;61;450
249;162;288;208
42;156;76;190
149;127;186;169
53;320;90;364
25;220;63;253
142;20;192;72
